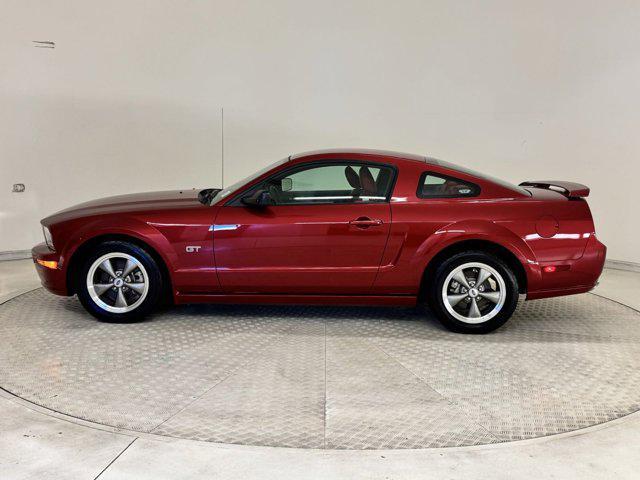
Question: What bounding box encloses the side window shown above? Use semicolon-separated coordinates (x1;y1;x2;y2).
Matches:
418;172;479;198
260;163;394;205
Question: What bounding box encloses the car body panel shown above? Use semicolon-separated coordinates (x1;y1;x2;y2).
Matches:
32;149;606;306
39;193;218;296
213;202;391;294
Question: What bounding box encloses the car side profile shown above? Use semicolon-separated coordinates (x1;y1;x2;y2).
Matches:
32;149;606;333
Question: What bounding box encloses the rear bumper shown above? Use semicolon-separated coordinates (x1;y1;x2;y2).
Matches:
31;243;69;296
527;234;606;300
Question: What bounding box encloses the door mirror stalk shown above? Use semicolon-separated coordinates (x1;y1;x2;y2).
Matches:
241;189;273;207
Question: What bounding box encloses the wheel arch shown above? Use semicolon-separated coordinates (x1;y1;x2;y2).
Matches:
419;238;529;301
66;233;173;301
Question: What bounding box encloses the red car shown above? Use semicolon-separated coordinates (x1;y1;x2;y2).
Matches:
32;149;606;333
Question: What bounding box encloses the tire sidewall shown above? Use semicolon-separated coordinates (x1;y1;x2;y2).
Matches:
428;251;519;334
76;241;162;323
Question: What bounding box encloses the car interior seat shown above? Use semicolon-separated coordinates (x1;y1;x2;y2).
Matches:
359;166;377;196
375;168;392;197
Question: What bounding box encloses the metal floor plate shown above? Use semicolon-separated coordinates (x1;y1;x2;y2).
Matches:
1;289;639;449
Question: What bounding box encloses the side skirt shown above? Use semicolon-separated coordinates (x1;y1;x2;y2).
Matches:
173;293;418;307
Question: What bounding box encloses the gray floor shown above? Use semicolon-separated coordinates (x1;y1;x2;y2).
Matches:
1;259;640;478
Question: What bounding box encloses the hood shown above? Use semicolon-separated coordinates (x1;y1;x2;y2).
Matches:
43;189;206;225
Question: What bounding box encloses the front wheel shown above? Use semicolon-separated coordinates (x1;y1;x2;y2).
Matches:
76;241;163;322
427;251;519;334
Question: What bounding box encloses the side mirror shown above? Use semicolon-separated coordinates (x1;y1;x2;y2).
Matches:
241;189;273;207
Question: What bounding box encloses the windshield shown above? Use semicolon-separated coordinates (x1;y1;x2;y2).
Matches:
210;157;289;205
434;159;530;196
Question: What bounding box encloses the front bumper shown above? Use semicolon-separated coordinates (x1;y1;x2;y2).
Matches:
31;243;69;296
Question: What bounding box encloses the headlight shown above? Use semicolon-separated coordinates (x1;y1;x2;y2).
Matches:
42;225;54;250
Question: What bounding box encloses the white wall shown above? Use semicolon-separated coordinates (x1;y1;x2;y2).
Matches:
1;0;639;263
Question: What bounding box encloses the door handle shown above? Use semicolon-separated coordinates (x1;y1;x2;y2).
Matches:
349;217;383;228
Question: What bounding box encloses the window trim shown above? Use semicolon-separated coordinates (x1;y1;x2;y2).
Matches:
227;160;398;206
416;171;481;199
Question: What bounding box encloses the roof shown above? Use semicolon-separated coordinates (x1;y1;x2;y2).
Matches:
290;148;428;163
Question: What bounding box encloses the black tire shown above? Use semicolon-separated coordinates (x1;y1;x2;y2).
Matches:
76;241;163;323
426;250;519;334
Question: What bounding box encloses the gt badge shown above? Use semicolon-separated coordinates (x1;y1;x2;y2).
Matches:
186;246;201;253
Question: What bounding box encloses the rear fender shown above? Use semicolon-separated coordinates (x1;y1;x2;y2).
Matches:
412;219;542;290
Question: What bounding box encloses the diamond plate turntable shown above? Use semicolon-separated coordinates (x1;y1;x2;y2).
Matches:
1;289;639;449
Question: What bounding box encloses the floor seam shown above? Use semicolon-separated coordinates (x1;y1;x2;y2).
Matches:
513;326;640;339
361;333;503;443
361;331;629;443
148;321;300;434
323;318;327;449
0;286;41;306
589;291;640;315
93;437;137;479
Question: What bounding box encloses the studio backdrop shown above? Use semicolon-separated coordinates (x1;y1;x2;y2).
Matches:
1;0;639;264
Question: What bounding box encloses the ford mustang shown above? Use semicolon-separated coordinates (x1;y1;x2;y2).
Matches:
32;149;606;333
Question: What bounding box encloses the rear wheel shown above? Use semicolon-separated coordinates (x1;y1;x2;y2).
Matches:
427;251;519;334
76;241;163;322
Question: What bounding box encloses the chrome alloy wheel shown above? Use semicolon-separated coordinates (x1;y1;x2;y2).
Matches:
86;252;149;314
441;262;506;324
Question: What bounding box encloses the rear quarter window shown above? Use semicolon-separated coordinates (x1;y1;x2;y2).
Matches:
417;172;480;198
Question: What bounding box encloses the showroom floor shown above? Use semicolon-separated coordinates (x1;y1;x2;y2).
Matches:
1;259;640;479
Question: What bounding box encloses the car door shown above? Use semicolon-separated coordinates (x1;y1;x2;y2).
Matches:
213;161;395;295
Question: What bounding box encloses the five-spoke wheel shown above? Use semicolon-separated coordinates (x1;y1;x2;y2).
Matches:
442;262;506;324
428;251;519;334
86;253;149;313
77;241;162;322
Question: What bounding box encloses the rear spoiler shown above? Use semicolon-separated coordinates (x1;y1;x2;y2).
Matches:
519;180;590;199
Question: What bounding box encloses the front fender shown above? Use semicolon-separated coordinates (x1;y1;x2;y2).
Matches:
58;217;177;291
